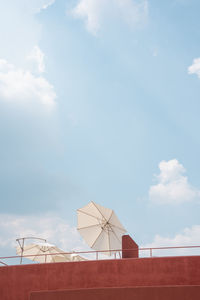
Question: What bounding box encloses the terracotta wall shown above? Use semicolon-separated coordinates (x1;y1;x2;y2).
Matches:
122;235;139;258
1;256;200;300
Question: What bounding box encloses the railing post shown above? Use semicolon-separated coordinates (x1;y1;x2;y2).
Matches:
150;248;152;257
20;238;25;264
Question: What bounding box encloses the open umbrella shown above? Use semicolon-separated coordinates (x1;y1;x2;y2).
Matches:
16;242;72;263
77;201;127;256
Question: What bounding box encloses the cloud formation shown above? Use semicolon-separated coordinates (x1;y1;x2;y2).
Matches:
188;57;200;78
17;0;55;14
0;213;86;257
71;0;148;35
149;159;200;204
142;225;200;257
0;58;56;111
27;46;45;73
38;0;55;12
0;1;55;66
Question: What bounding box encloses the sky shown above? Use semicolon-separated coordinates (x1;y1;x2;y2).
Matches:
0;0;200;261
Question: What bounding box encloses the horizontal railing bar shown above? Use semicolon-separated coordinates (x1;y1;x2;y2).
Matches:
0;250;121;260
0;245;200;260
139;245;200;251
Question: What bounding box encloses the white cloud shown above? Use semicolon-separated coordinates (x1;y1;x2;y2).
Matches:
0;213;114;262
149;159;200;204
71;0;148;35
18;0;55;14
0;1;55;65
27;46;45;73
39;0;55;11
0;59;56;111
188;58;200;79
142;225;200;257
0;213;86;256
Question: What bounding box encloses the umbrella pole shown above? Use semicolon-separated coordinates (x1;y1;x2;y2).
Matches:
20;238;24;265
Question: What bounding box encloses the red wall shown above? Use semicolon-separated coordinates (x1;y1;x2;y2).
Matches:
1;256;200;300
122;235;139;258
30;286;200;300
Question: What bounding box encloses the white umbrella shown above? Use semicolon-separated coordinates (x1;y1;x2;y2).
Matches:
77;201;127;256
16;242;73;263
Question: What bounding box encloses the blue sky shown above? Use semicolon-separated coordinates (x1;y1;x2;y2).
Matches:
0;0;200;259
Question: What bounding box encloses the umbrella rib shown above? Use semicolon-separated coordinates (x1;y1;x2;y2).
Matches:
50;247;65;262
19;244;38;255
25;244;38;251
108;231;111;255
91;229;103;248
107;211;126;232
92;201;110;221
111;224;126;232
77;210;102;221
106;210;113;253
51;250;60;262
110;226;122;244
77;224;100;230
51;246;62;253
32;248;41;262
108;210;113;222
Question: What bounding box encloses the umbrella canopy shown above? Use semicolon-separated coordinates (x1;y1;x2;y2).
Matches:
16;242;73;263
77;201;127;255
70;253;87;261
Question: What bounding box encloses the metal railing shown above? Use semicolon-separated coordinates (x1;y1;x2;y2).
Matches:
0;245;200;266
139;245;200;257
